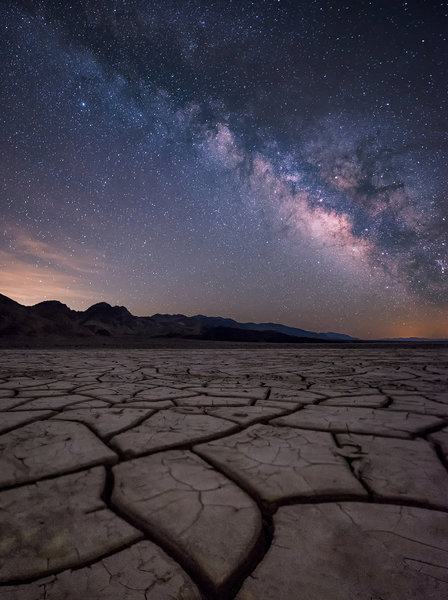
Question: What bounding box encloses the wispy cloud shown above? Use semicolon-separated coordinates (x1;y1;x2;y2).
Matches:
1;228;106;308
7;227;105;274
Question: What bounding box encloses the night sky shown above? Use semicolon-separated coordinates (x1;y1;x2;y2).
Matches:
1;0;447;339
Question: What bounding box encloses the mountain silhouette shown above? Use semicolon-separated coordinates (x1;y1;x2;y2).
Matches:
0;294;356;343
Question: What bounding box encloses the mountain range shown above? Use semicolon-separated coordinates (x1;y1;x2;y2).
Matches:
0;294;355;343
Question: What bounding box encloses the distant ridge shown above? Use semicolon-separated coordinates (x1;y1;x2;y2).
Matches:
151;313;355;341
0;293;357;342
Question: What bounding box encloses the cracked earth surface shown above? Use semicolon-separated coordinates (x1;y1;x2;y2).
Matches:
0;347;447;599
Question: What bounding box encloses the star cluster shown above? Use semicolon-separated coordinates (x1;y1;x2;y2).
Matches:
1;0;447;338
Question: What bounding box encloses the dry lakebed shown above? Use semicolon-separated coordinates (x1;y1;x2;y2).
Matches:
0;347;447;599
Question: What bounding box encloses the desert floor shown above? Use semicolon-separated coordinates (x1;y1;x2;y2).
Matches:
0;347;447;599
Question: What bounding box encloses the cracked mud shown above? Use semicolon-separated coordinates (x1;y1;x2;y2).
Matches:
1;347;447;599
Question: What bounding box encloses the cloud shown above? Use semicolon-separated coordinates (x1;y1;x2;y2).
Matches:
10;230;103;275
0;228;106;308
0;253;100;307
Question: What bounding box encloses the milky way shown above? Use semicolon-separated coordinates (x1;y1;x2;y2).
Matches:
1;0;447;338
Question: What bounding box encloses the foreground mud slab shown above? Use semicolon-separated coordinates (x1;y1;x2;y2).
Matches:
0;347;447;599
0;467;141;583
236;503;448;600
1;541;201;600
113;450;262;592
